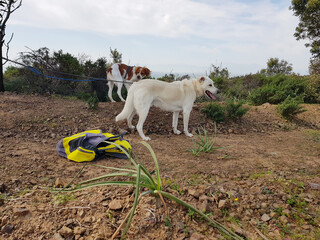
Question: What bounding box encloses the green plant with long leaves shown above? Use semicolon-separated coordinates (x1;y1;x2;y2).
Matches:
56;141;242;240
188;124;230;156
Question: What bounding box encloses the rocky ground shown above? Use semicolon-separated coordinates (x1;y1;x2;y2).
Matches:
0;92;320;240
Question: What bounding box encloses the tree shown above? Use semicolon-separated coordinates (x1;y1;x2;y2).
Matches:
309;57;320;74
290;0;320;58
109;48;122;63
0;0;22;92
264;58;293;76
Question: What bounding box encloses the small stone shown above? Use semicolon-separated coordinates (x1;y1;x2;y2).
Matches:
270;211;279;218
74;226;85;235
282;209;290;216
55;178;65;188
188;189;200;198
301;224;312;230
109;199;123;210
78;209;85;218
309;183;320;190
53;233;64;240
279;215;288;224
1;224;14;234
199;195;209;202
261;214;271;222
59;226;73;237
190;232;205;240
199;200;209;212
13;208;31;217
218;199;227;209
83;216;92;223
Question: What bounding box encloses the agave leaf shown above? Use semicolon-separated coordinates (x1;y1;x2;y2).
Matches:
122;165;142;238
140;142;162;190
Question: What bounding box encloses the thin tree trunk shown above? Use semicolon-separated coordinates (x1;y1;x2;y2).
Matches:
0;36;4;92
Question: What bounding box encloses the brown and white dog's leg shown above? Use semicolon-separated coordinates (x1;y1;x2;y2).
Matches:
108;81;115;102
116;83;126;102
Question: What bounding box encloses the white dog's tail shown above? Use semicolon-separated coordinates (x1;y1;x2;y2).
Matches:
115;83;136;122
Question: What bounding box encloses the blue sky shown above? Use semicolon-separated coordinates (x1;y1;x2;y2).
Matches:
5;0;311;77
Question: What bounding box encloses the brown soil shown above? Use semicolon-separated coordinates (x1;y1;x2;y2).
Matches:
0;92;320;240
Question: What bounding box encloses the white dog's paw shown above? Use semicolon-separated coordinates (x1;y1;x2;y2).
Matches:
142;136;151;141
129;126;135;130
185;133;193;137
173;129;181;135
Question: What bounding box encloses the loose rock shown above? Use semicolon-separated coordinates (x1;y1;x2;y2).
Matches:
108;199;123;210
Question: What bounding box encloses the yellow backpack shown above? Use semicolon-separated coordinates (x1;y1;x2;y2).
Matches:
56;130;131;162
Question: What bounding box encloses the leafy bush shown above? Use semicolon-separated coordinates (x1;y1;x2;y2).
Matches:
225;100;249;121
211;74;265;101
304;74;320;103
248;74;307;105
202;101;249;122
277;96;306;120
201;103;226;122
87;92;99;109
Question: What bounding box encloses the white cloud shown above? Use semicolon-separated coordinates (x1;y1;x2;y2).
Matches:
7;0;310;75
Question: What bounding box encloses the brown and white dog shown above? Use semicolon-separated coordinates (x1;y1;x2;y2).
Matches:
107;63;151;102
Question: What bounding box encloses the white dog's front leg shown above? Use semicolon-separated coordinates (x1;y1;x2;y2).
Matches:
183;110;193;137
172;111;181;135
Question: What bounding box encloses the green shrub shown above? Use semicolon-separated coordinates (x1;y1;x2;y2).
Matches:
247;84;276;105
202;101;249;122
212;74;265;101
248;74;308;105
4;77;29;93
201;103;226;122
225;100;249;121
304;74;320;103
277;96;306;120
87;92;99;109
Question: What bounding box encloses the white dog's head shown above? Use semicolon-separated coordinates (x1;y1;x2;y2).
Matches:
197;76;219;100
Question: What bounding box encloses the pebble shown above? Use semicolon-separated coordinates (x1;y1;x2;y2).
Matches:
261;214;271;222
188;189;200;198
190;232;205;240
108;199;123;210
218;199;227;208
13;208;31;217
279;215;288;224
53;233;64;240
1;224;14;234
59;226;73;237
309;182;320;190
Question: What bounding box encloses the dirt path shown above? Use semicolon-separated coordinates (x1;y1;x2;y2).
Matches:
0;92;319;240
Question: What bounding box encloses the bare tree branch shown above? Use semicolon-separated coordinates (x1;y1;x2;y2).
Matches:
3;32;13;64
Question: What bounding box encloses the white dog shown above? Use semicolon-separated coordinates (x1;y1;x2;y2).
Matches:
115;76;219;140
107;63;151;102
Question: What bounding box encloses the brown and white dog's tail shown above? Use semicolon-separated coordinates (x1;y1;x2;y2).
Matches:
115;82;136;122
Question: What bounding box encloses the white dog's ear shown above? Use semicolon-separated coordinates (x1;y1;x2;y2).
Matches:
199;76;205;82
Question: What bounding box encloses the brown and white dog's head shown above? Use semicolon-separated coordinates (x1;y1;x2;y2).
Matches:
134;66;151;80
